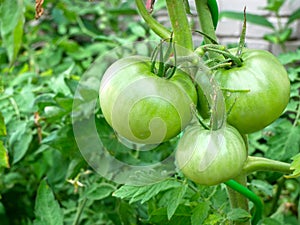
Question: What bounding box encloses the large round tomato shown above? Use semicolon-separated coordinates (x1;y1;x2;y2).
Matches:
99;56;197;145
198;48;290;133
175;123;247;186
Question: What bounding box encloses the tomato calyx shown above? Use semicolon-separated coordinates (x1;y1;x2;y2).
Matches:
150;38;178;79
194;7;247;70
195;44;244;69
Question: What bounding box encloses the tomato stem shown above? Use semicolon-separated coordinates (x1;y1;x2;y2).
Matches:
191;104;210;130
157;41;165;77
242;156;292;175
236;7;247;57
204;47;243;67
72;198;88;225
195;0;218;45
209;61;232;70
135;0;171;39
165;0;193;51
225;178;263;225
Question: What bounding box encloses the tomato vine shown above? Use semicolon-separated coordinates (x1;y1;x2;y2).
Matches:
131;1;295;225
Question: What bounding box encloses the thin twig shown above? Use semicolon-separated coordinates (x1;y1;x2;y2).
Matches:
35;0;44;19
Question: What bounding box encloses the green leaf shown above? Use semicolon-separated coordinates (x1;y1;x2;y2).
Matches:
191;202;210;225
167;185;187;220
285;153;300;179
0;0;24;63
80;183;115;201
263;0;285;13
203;213;223;225
34;179;64;225
227;208;251;222
118;201;137;225
250;180;273;197
260;217;282;225
0;141;9;168
149;205;191;225
278;49;300;65
113;179;181;204
264;28;292;44
265;122;300;162
287;8;300;25
9;121;33;164
0;202;9;225
0;112;6;136
219;11;274;29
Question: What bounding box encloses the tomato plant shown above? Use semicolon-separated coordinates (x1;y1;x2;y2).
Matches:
99;56;197;144
198;48;290;134
176;123;247;186
1;1;299;225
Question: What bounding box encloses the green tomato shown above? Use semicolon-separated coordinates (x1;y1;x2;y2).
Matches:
100;56;197;145
198;48;290;133
175;123;247;186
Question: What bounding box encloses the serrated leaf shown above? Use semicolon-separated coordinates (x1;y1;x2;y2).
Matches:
113;179;181;204
0;112;6;136
0;0;24;63
167;185;187;220
219;11;274;29
227;208;251;222
0;141;9;168
285;153;300;179
34;179;64;225
204;213;223;224
265;124;300;162
191;202;210;225
250;180;273;197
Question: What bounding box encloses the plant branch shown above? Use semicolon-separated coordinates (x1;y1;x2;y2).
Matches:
195;0;218;44
226;175;265;225
242;156;292;175
226;175;251;225
165;0;193;51
72;198;88;225
135;0;171;39
268;177;285;216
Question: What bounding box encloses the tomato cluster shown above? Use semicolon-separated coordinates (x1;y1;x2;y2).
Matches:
99;47;290;186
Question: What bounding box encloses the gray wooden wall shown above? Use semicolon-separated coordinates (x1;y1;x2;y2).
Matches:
154;0;300;55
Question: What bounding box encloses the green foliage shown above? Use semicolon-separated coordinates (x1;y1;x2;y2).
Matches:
219;1;300;50
0;0;24;64
247;48;300;223
0;0;299;224
219;11;274;29
286;153;300;178
34;179;64;225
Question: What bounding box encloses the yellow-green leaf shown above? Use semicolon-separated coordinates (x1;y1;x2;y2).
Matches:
0;141;9;168
0;112;6;136
285;153;300;179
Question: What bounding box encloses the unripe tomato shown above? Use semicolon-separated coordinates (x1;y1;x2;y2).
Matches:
100;56;197;145
175;123;247;186
198;48;290;133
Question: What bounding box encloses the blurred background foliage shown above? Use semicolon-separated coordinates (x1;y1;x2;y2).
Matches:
0;0;299;224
